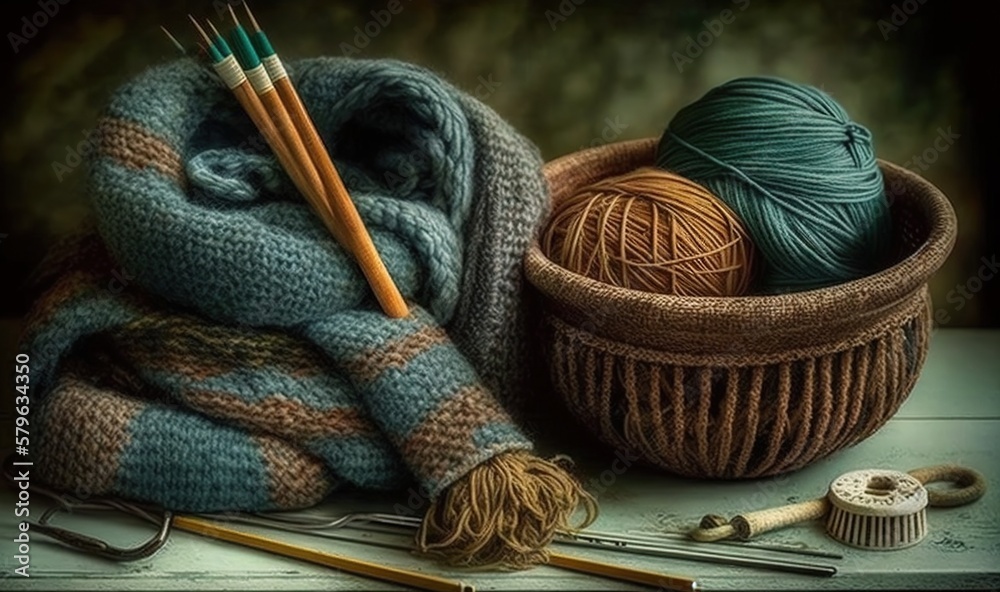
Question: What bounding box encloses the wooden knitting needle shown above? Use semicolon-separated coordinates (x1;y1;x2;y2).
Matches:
207;17;332;224
236;3;409;319
204;18;345;247
172;515;473;592
188;20;323;221
549;552;699;592
189;18;346;256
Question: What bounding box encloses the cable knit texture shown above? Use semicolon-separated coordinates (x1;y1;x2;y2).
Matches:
21;57;549;511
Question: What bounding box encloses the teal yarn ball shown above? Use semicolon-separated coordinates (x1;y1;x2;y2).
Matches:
655;76;892;293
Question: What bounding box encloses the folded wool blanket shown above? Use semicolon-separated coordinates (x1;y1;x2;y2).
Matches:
21;57;595;567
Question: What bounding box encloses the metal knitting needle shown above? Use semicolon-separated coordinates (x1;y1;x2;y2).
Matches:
346;519;837;577
652;531;843;559
159;26;186;54
556;531;837;577
571;526;844;560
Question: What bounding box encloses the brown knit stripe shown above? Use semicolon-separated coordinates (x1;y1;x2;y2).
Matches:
35;373;144;497
22;270;104;334
251;434;333;509
115;316;330;380
344;325;450;384
183;390;376;440
401;384;511;483
95;117;184;183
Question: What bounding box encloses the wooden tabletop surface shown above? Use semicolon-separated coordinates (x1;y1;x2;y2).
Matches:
1;328;997;591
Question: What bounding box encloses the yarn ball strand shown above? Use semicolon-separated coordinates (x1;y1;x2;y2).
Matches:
656;76;892;293
541;167;756;297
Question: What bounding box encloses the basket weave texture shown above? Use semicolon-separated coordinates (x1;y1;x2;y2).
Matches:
525;138;957;479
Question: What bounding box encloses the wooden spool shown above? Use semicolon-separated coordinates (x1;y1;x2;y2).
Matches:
825;469;929;550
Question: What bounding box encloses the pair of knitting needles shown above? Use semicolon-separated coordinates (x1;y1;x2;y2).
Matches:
217;511;700;591
168;3;407;318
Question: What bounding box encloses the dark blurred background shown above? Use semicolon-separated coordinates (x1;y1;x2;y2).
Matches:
0;0;995;325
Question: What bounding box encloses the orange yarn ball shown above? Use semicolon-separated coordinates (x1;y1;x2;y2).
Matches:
541;167;756;297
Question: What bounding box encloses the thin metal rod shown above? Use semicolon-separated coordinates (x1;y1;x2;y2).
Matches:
556;534;837;577
652;531;843;559
207;513;415;552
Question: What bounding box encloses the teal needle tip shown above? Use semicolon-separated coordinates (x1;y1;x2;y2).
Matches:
242;2;276;57
206;19;234;58
227;4;261;70
188;15;222;63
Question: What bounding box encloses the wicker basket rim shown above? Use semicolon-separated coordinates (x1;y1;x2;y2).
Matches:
525;137;958;325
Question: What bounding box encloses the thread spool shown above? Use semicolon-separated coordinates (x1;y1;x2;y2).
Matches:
541;167;755;297
657;76;892;293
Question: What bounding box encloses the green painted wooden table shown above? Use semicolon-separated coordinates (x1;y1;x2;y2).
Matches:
1;330;998;591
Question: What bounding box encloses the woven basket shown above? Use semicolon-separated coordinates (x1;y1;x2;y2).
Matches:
525;138;957;479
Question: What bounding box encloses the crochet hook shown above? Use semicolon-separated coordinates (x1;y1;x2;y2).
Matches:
172;516;473;592
232;3;409;319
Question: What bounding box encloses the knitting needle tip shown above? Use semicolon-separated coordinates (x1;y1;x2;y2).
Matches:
160;26;186;54
188;15;212;47
205;18;224;40
242;1;262;32
228;3;242;26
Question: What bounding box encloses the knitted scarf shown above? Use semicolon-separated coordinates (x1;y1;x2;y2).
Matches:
21;57;595;567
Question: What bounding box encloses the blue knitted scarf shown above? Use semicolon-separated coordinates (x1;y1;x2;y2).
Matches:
21;57;594;567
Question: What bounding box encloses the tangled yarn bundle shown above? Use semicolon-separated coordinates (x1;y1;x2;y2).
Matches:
541;167;755;296
22;57;597;567
657;76;892;292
